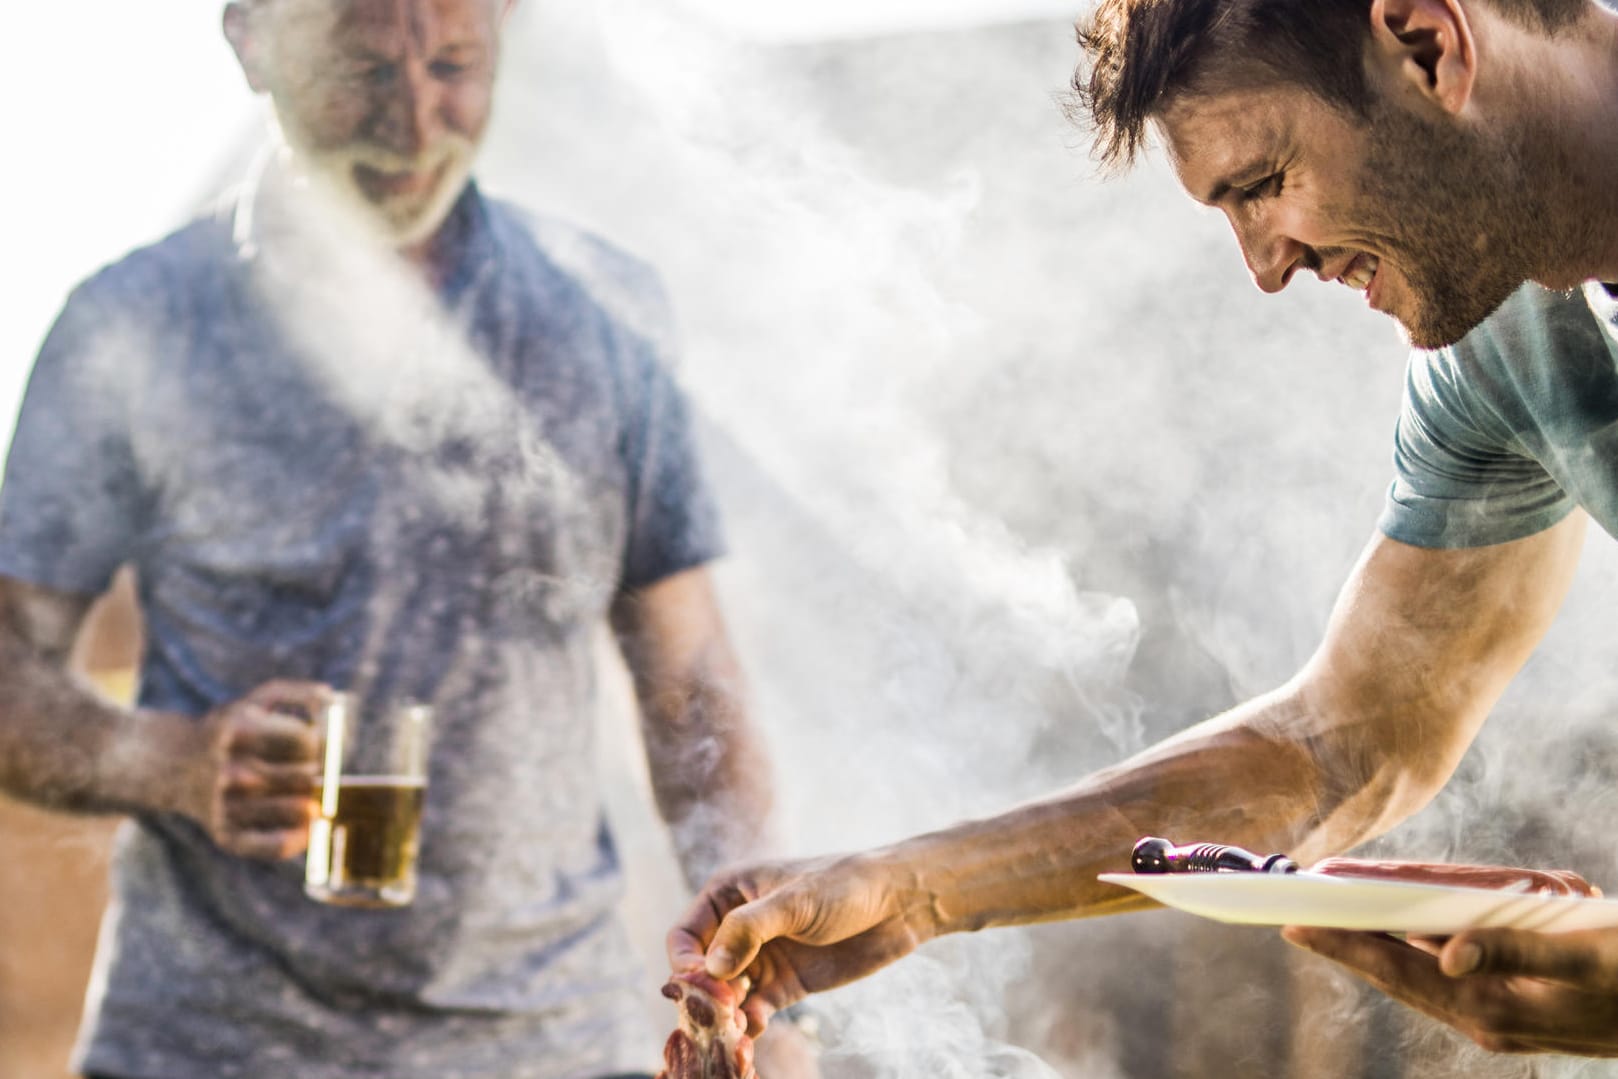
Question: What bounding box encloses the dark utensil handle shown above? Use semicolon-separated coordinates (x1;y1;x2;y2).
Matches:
1132;836;1299;875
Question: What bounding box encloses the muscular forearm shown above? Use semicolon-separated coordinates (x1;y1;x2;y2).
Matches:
875;524;1584;942
879;680;1432;938
0;628;205;817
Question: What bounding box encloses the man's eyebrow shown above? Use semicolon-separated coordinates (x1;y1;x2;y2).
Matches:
1200;159;1268;205
325;44;399;68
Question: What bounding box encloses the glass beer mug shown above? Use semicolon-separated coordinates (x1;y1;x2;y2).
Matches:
305;693;432;908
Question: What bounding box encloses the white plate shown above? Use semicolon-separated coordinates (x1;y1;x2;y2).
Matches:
1097;871;1618;935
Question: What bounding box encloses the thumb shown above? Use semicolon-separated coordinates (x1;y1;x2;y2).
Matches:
705;892;810;980
1443;928;1618;989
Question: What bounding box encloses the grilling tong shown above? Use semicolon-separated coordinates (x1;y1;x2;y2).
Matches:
1131;836;1299;875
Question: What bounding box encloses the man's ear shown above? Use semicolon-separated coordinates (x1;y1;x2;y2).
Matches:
223;2;273;94
1366;0;1477;114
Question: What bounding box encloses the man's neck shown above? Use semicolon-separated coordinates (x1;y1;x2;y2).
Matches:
397;181;480;291
1516;3;1618;282
400;219;459;289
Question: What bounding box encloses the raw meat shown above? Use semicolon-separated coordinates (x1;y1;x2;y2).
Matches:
1311;857;1600;897
655;968;758;1079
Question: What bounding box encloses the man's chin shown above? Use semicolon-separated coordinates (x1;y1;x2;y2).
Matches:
1392;282;1524;351
1392;312;1454;351
376;205;452;247
364;181;468;248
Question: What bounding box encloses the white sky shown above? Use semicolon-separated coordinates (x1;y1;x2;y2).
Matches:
3;5;253;449
680;0;1079;41
1;0;1080;450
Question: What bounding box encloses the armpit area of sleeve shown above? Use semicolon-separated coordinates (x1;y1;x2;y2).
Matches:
0;531;124;598
1377;477;1575;549
620;510;726;592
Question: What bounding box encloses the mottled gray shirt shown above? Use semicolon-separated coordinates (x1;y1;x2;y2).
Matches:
1380;281;1618;547
0;172;722;1078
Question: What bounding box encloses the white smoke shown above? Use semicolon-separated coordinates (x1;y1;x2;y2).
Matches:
16;1;1618;1076
501;5;1618;1077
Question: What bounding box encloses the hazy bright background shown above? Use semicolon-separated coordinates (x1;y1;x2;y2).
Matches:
9;4;1618;1078
1;0;1077;449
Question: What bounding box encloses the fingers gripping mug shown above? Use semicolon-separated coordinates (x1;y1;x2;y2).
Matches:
305;693;432;908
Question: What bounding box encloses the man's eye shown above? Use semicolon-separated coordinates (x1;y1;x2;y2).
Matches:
1240;174;1283;201
430;60;469;79
347;63;397;86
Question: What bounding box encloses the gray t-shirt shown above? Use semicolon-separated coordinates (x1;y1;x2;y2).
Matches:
0;176;722;1078
1379;281;1618;548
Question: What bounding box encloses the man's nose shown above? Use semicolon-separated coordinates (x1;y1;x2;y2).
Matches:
1233;219;1306;294
374;66;439;157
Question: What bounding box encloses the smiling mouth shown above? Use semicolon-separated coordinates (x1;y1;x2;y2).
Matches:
353;161;443;200
1338;253;1379;292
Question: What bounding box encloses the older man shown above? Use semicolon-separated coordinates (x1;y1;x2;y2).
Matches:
0;1;815;1076
668;0;1618;1057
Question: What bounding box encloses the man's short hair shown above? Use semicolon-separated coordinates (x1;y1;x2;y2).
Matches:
1070;0;1588;170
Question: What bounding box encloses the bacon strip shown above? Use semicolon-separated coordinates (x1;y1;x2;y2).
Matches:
1310;857;1600;897
655;968;758;1079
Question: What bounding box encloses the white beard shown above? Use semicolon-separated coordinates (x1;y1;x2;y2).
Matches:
270;110;479;247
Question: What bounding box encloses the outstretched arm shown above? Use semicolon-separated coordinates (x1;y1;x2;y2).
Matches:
670;513;1587;1032
0;574;327;857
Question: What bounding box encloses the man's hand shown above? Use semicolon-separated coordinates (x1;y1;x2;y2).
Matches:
177;679;330;860
668;854;936;1036
1283;925;1618;1055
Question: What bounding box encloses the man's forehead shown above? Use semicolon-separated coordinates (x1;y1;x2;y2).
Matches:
259;0;501;37
1158;88;1297;202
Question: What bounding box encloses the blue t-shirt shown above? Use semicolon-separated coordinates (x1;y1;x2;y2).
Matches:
0;172;722;1078
1379;281;1618;548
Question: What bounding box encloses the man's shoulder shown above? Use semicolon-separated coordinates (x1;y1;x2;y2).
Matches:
489;201;658;289
1417;281;1618;434
1454;282;1608;369
71;210;237;316
484;198;672;347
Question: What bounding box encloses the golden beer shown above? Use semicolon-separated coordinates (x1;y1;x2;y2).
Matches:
305;775;426;908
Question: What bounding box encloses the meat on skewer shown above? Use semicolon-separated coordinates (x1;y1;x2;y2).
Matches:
655;968;759;1079
1310;857;1600;897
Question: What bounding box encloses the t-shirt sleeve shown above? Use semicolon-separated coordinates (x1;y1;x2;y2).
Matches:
0;279;147;595
1378;342;1575;550
614;284;726;591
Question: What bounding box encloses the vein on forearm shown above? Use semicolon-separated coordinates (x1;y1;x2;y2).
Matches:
888;683;1424;937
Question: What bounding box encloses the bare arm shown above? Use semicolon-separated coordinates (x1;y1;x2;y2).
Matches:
672;513;1586;1024
612;565;776;892
0;574;327;856
900;512;1588;932
0;574;201;816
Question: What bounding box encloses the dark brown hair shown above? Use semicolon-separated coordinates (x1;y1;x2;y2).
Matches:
1070;0;1589;169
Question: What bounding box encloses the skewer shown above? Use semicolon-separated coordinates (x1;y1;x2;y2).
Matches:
1131;836;1299;875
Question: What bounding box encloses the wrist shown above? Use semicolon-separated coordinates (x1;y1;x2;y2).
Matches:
855;844;947;944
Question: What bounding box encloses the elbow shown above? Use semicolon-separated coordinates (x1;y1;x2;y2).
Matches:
1349;755;1450;846
1286;674;1466;857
